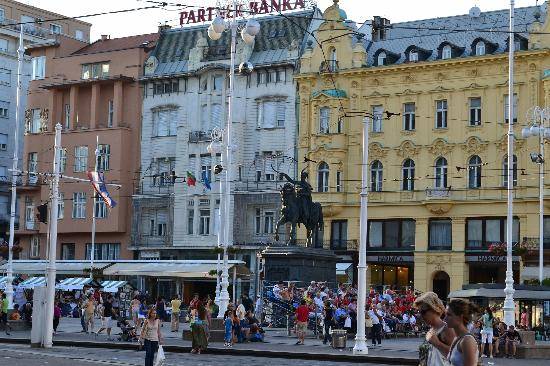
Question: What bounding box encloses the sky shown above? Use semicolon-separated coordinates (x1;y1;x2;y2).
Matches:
22;0;541;41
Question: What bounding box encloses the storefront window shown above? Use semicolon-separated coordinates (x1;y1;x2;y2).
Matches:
370;264;412;287
466;217;520;249
429;219;452;249
367;219;416;248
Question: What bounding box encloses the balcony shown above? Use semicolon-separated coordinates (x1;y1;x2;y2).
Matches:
425;188;451;200
330;239;358;251
18;174;40;191
1;17;77;40
24;220;38;231
133;234;172;248
320;60;339;73
189;131;212;143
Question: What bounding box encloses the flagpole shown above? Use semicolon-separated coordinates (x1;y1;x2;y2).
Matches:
90;136;99;280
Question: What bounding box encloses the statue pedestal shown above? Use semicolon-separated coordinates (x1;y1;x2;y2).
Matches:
262;245;339;284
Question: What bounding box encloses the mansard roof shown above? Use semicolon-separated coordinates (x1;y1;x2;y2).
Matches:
365;5;543;66
147;10;316;78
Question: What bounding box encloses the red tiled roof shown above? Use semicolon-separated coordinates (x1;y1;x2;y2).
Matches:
72;33;158;55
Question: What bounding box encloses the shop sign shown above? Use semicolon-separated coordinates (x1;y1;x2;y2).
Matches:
367;255;414;263
466;255;519;262
180;0;309;25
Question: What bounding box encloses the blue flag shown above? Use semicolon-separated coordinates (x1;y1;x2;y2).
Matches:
202;171;211;190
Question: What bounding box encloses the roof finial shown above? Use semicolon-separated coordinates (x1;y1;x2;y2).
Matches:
333;0;339;4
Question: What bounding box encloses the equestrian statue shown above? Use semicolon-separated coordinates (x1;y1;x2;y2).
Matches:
273;167;324;247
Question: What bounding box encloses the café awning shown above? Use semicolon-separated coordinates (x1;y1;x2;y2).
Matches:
102;260;249;279
18;277;46;289
449;287;550;301
101;280;128;293
57;277;101;291
0;260;112;275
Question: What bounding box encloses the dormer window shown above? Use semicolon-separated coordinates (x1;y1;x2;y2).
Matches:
377;52;387;66
409;51;418;62
475;41;485;56
442;45;452;60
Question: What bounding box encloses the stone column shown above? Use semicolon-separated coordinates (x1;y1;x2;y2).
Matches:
90;83;100;129
113;81;123;127
450;217;466;292
69;85;78;130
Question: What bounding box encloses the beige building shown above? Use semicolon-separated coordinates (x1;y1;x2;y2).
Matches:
296;0;550;300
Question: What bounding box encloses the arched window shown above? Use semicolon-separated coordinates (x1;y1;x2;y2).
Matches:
442;45;452;60
377;51;387;66
434;157;448;188
329;47;337;72
402;159;415;191
409;50;418;62
502;154;518;187
319;107;330;134
370;160;383;192
468;155;482;188
475;41;485;56
318;162;329;192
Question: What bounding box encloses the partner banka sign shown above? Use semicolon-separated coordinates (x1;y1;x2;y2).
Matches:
180;0;311;25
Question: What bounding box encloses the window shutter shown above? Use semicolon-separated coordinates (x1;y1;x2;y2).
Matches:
263;102;276;128
210;103;222;129
276;102;285;127
257;101;263;128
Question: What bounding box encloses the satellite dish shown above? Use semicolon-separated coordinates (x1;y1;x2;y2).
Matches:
469;6;481;18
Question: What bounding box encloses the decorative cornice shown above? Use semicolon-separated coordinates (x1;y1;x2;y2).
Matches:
496;134;525;152
396;140;420;158
460;82;488;90
396;88;421;96
369;142;390;159
428;138;454;156
427;85;454;94
461;136;488;155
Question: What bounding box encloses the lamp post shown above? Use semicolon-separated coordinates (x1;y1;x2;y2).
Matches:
207;3;260;318
522;107;550;284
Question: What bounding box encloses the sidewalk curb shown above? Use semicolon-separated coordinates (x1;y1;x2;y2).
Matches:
0;337;418;365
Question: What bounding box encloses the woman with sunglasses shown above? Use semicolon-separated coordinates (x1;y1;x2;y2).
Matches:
444;299;479;366
414;292;454;366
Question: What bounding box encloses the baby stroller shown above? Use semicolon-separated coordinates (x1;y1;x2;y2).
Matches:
117;317;138;342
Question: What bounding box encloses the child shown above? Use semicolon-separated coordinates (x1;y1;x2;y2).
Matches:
224;310;234;347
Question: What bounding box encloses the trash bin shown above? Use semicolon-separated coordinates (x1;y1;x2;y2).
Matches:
331;329;347;348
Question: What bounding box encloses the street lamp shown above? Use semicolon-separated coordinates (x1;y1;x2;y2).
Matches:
207;2;260;318
522;107;550;284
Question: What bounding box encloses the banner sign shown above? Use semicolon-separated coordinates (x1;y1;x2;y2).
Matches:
180;0;308;25
367;255;414;264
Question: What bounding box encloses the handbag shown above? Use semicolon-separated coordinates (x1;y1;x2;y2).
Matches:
154;345;165;366
344;316;352;328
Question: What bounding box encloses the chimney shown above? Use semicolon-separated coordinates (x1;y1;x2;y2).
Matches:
101;34;110;41
158;24;171;32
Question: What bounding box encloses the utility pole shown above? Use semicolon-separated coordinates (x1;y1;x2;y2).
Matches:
43;123;61;348
90;136;99;279
5;27;24;310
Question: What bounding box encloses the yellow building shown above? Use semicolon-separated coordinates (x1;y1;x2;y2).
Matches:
296;0;550;299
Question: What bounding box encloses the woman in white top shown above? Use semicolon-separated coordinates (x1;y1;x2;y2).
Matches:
414;292;455;366
444;299;479;366
139;308;164;366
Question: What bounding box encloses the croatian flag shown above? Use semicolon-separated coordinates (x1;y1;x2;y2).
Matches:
87;171;117;208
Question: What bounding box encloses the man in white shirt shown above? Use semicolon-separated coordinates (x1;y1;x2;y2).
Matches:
313;293;324;313
272;282;282;300
368;304;383;346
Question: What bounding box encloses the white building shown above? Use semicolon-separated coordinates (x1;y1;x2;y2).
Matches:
133;11;320;296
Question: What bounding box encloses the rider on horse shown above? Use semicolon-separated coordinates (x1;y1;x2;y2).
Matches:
280;168;313;222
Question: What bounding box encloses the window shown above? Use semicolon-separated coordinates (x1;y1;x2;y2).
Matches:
97;144;110;171
468;155;482;188
57;192;64;219
188;209;194;235
0;68;10;86
257;71;267;85
30;236;40;258
27;152;38;173
434;157;448;188
257;100;285;129
201;155;212;183
0;39;7;52
317;162;329;192
107;100;114;127
328;47;337;71
21;15;35;33
152;157;175;186
153;108;177;136
25;197;34;229
504;94;518;123
94;196;107;219
74;146;88;172
331;220;348;250
61;243;75;260
319;107;330;134
75;30;85;41
64;104;70;130
213;75;223;91
543;217;550;248
50;24;62;34
0;8;4;22
210;103;222;129
502;154;518;187
466;217;520;248
370;160;383;192
429;219;452;249
368;219;415;248
402;159;415;191
29;108;41;133
255;208;261;234
0;100;8;118
264;211;274;234
469;97;481;126
336;171;343;192
403;103;415;131
31;56;45;80
475;41;485;56
377;52;386;66
435;100;448;128
409;50;418;62
372;105;383;132
157;222;167;236
0;133;7;150
85;243;120;260
81;62;109;79
72;192;86;219
199;209;210;235
442;45;452;60
0;165;7;180
276;69;286;82
56;148;66;174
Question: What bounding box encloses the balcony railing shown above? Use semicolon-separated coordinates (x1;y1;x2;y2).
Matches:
133;234;172;248
189;130;212;143
1;17;77;40
320;60;339;73
425;188;451;199
330;239;358;251
25;220;38;231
